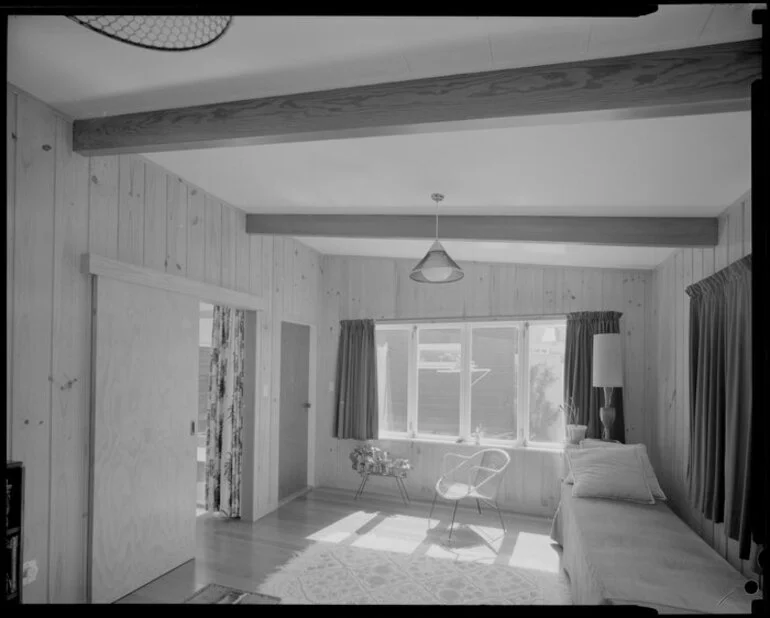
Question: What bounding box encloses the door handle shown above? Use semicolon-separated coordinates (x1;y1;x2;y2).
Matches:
302;403;311;409
191;421;196;435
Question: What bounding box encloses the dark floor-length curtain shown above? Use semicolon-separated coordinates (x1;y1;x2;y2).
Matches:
334;319;378;440
205;305;246;518
687;254;754;558
563;311;625;442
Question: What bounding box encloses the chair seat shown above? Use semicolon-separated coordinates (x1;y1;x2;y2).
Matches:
437;482;485;501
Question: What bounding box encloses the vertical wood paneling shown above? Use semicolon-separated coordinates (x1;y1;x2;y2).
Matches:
88;156;119;258
270;237;286;509
204;196;222;286
563;268;583;313
249;235;263;296
235;210;250;293
582;270;603;311
7;89;17;455
142;163;166;272
186;188;205;281
220;204;237;290
165;175;187;276
117;155;145;265
12;94;57;603
490;264;517;315
48;117;90;603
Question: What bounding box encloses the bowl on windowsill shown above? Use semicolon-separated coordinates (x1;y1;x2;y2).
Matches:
565;424;588;445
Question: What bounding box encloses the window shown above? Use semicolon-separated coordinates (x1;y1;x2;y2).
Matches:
375;319;567;445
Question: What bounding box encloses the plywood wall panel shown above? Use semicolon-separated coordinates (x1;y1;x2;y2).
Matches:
221;204;237;290
249;235;263;297
186;187;205;281
117;155;145;265
88;156;119;259
165;175;187;276
143;163;167;272
235;210;250;293
48;117;90;603
7;89;16;454
11;93;57;604
204;196;222;286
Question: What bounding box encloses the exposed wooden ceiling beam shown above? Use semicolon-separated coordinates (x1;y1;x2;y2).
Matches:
73;40;760;156
245;214;718;248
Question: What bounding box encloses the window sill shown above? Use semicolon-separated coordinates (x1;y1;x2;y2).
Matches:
374;435;564;453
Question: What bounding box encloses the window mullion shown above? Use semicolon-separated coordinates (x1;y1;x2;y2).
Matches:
518;321;530;445
407;325;418;437
460;324;472;440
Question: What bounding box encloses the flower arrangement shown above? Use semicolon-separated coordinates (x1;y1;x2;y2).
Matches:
560;397;579;426
349;444;411;477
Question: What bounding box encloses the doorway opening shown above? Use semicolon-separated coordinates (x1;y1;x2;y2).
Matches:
197;302;214;517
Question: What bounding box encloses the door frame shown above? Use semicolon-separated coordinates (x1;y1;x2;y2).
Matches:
277;318;318;492
83;253;267;601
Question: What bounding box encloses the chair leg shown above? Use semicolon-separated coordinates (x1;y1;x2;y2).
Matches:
355;473;369;500
448;500;459;540
397;477;410;504
428;490;438;524
494;499;506;533
476;498;482;515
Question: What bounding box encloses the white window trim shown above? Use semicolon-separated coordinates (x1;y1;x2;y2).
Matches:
376;317;566;447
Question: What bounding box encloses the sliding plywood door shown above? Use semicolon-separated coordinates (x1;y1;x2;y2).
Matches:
90;276;199;603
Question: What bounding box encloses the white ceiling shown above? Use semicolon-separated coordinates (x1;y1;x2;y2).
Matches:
146;111;750;216
297;238;676;271
7;9;757;270
7;7;761;119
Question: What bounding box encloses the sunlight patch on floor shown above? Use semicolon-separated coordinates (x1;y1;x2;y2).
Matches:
507;532;560;573
305;510;381;543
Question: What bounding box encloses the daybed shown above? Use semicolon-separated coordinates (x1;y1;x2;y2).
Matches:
550;480;754;613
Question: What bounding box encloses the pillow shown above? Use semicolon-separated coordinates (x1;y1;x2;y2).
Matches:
563;441;667;502
566;447;655;504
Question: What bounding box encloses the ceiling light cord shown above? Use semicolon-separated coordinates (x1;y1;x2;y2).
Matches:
431;193;444;241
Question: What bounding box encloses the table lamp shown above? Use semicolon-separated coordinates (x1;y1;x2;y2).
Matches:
592;333;623;441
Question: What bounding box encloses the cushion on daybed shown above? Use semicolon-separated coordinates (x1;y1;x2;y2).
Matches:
565;447;655;504
564;441;667;502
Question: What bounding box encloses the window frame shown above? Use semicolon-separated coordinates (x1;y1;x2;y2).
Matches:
375;316;567;447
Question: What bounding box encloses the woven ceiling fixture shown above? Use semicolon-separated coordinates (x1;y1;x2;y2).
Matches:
67;16;233;51
409;193;464;284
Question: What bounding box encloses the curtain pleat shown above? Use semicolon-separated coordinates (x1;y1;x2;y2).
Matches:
205;305;246;518
334;319;379;440
563;311;625;442
686;254;753;557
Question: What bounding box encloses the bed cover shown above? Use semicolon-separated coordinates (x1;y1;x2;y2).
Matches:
550;481;753;613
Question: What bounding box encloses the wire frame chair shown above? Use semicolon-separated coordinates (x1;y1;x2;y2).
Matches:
428;448;511;540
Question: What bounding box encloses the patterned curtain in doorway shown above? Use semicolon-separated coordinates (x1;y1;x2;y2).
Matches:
205;305;246;518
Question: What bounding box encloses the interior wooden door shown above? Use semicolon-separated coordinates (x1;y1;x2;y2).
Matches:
278;321;310;501
90;276;199;603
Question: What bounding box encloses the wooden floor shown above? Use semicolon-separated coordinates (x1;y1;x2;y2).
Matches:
118;487;564;604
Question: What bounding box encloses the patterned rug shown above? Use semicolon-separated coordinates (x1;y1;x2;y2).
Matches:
258;542;571;605
185;583;280;604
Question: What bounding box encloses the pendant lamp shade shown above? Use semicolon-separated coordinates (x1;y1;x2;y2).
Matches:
410;193;464;284
409;240;464;283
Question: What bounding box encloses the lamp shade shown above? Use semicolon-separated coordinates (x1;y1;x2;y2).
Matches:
592;333;623;387
409;240;464;283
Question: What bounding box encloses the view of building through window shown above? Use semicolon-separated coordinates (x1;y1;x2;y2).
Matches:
375;319;567;444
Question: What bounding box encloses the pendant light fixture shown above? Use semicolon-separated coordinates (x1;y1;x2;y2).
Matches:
67;16;232;51
409;193;464;284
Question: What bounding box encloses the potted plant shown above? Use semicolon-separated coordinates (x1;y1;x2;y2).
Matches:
561;397;587;444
